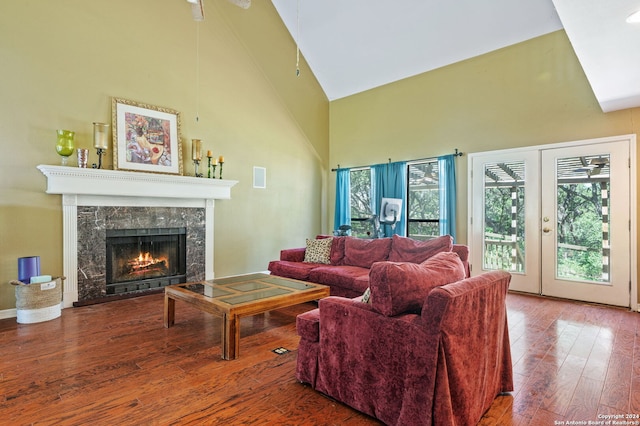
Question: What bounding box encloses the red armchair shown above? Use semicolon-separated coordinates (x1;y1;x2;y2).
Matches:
296;267;513;425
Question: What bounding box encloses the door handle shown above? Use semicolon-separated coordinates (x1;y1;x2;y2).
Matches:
543;227;552;233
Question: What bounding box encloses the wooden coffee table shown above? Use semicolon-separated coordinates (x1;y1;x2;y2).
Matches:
164;273;329;360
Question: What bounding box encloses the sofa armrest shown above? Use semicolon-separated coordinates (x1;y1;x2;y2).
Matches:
280;247;306;262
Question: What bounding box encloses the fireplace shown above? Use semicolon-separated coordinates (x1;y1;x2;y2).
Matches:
37;164;237;307
105;228;187;294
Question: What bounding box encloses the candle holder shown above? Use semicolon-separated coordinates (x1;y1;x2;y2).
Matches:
191;139;203;177
94;148;106;169
92;122;109;168
193;159;202;177
219;160;224;179
55;129;75;165
207;155;215;178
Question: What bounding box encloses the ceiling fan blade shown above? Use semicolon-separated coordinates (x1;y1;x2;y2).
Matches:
226;0;250;9
188;0;204;21
574;165;595;173
589;157;608;166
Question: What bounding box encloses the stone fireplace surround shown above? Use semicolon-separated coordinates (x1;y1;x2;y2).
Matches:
38;165;237;308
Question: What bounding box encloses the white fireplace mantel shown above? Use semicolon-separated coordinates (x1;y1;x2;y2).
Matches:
37;165;237;201
37;165;238;307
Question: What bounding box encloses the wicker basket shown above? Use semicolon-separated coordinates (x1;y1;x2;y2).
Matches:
10;277;64;324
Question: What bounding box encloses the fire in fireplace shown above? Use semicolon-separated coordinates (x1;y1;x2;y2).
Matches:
106;228;187;294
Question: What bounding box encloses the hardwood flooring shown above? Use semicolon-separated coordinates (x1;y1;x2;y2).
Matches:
0;291;638;425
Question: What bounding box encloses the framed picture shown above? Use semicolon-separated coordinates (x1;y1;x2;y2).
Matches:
112;97;183;175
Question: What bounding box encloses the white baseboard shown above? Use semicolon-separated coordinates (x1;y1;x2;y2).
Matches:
0;308;17;320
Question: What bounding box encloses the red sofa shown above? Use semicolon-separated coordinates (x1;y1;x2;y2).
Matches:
296;263;513;426
268;234;470;298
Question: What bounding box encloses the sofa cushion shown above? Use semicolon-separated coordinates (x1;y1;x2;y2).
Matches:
343;237;392;268
267;260;320;281
368;251;466;316
304;238;333;264
388;234;453;263
308;265;370;294
330;236;347;265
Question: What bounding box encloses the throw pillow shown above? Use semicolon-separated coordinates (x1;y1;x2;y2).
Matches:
368;251;466;316
303;237;333;264
387;234;453;263
361;287;371;303
343;237;392;269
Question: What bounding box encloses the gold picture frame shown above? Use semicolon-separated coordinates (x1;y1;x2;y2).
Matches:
112;97;183;175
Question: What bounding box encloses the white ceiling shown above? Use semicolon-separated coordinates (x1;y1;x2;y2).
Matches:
270;0;640;112
553;0;640;112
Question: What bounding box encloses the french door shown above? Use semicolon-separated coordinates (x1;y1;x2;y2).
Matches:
469;137;632;307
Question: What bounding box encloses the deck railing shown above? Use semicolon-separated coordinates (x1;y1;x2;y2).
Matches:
484;233;525;272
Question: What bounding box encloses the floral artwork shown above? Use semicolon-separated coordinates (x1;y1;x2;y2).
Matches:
112;98;183;175
124;113;171;166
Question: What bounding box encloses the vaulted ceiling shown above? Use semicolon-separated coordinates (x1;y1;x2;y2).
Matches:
270;0;640;112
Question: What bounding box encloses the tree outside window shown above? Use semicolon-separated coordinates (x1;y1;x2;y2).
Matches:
348;168;372;237
407;161;440;240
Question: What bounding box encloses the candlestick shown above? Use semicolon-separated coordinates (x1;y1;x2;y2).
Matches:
207;155;213;178
93;148;106;169
192;139;202;161
193;159;202;177
219;159;224;179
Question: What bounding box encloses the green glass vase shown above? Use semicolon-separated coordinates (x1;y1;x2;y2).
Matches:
55;129;75;165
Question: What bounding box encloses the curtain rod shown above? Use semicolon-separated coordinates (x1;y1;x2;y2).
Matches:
330;148;463;172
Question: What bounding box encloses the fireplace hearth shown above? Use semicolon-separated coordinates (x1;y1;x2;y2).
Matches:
106;228;187;294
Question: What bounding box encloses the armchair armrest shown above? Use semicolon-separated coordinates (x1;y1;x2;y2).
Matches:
316;296;439;425
280;247;306;262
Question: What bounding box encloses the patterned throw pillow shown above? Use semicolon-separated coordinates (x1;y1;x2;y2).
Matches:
361;287;371;303
303;238;333;264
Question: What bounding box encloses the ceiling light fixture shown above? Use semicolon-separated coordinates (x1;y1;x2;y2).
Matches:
626;10;640;23
295;0;301;76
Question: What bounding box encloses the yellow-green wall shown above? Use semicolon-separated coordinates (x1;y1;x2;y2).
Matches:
0;0;329;311
329;30;640;245
3;2;638;313
329;30;639;302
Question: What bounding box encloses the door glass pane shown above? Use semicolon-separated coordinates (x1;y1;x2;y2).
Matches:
483;161;525;272
555;154;610;283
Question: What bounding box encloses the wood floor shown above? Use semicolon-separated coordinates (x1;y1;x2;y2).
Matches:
0;291;638;425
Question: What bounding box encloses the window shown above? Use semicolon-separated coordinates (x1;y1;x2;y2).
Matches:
349;168;372;237
345;159;449;239
407;161;440;240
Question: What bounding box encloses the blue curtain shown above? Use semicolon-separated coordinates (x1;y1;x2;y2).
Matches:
371;161;407;237
334;168;351;232
438;154;457;241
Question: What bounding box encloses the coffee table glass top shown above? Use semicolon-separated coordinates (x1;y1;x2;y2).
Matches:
179;273;320;306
